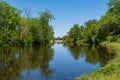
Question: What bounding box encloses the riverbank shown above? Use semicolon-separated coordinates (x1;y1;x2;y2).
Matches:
77;42;120;80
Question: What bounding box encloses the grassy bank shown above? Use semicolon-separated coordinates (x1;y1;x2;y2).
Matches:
77;43;120;80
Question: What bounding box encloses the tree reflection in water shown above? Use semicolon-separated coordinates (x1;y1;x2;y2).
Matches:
0;46;54;80
64;44;115;67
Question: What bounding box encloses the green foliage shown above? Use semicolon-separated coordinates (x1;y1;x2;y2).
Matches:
38;11;54;45
62;35;69;42
107;0;118;8
106;35;120;43
84;19;98;44
0;1;21;44
67;24;84;43
65;0;120;45
76;39;88;45
116;38;120;43
0;1;54;46
106;36;114;42
68;24;80;39
65;19;99;44
76;40;84;45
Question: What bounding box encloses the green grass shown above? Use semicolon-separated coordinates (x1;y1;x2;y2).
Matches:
77;43;120;80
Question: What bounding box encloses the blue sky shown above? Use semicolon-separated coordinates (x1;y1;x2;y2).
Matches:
4;0;109;37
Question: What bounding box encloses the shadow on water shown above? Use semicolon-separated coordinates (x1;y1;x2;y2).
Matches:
0;46;54;80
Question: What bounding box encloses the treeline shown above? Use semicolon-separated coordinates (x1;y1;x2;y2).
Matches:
63;0;120;45
0;0;54;46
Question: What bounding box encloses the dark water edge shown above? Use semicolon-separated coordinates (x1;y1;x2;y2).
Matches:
0;43;115;80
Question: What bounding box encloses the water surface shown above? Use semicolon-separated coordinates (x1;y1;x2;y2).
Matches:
0;43;114;80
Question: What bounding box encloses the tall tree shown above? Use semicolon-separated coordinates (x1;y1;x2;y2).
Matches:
38;10;54;45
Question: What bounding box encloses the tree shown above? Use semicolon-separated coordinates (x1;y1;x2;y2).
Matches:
37;10;54;45
84;19;98;44
0;0;55;46
97;0;120;42
0;1;21;44
68;24;81;42
18;18;31;45
107;0;118;8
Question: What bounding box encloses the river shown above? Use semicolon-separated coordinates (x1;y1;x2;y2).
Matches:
0;43;114;80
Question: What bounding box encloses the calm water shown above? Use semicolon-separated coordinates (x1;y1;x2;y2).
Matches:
0;43;114;80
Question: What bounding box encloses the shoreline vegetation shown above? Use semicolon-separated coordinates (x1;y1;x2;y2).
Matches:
76;42;120;80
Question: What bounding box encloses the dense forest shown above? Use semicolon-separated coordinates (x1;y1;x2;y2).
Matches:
63;0;120;45
0;0;54;46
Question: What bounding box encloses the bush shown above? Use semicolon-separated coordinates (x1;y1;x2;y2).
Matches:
117;38;120;43
106;36;114;42
76;40;84;45
76;39;88;45
106;35;120;42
